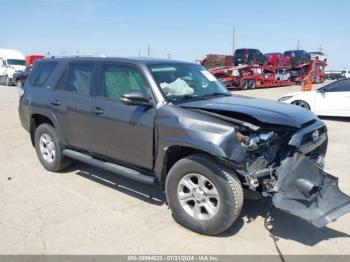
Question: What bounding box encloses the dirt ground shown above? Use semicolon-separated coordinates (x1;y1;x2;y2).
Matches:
1;81;349;255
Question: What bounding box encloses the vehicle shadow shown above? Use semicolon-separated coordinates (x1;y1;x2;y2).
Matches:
221;198;350;246
320;116;350;123
65;161;349;245
66;161;165;206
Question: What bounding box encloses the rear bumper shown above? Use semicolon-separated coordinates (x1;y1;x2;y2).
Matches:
18;99;30;132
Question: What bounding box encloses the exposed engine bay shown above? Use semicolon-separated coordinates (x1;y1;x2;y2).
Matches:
236;127;293;192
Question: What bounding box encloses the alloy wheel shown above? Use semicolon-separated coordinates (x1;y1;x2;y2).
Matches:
177;173;220;220
39;133;56;163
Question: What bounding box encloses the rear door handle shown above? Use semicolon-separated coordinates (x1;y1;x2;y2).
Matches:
91;107;104;115
50;99;61;106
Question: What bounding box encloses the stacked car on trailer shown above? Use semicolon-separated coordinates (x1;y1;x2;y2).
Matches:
205;48;327;90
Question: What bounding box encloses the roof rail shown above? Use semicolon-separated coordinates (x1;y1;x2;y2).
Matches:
49;53;108;59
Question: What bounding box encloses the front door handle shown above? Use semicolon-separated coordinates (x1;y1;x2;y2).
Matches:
50;99;61;106
91;107;104;115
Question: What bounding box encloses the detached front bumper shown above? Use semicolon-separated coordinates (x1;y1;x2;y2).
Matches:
272;153;350;227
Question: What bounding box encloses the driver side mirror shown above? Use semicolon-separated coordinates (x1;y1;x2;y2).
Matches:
121;91;153;107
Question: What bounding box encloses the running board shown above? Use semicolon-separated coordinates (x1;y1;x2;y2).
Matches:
62;149;157;184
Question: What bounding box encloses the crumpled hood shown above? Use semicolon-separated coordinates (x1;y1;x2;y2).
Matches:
181;95;317;128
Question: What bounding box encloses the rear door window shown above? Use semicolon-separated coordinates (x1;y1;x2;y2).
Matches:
59;63;97;96
28;61;57;87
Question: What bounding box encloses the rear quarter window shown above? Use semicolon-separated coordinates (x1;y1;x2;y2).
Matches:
28;61;57;87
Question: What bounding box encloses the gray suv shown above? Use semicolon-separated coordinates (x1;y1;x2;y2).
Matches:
19;57;350;235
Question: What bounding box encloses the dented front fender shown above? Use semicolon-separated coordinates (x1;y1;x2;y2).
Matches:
273;153;350;227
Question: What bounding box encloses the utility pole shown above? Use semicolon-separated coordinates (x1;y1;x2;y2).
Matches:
319;44;324;52
232;26;235;55
147;45;150;57
297;40;300;50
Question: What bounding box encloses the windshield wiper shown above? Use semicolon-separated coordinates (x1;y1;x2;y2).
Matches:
170;92;231;104
199;92;231;98
169;94;201;102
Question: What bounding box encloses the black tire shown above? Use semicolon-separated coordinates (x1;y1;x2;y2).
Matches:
240;80;249;90
292;100;310;110
165;154;244;235
34;124;71;172
16;80;23;89
248;79;256;89
4;76;10;86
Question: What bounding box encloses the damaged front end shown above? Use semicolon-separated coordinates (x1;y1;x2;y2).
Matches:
233;118;350;227
183;103;350;227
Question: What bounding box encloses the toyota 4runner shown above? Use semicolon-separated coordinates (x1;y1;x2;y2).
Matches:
19;57;350;235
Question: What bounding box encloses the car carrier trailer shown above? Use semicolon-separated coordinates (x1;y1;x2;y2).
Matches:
208;59;327;90
209;64;295;90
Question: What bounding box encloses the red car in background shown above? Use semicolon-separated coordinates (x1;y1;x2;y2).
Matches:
265;53;291;66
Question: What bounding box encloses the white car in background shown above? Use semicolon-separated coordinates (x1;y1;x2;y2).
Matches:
309;52;327;63
278;79;350;117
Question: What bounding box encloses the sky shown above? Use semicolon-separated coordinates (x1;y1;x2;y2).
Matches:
1;0;349;69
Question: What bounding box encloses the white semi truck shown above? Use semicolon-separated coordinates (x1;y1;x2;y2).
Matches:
0;49;26;86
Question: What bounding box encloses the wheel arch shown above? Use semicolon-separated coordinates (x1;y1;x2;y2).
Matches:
30;113;57;147
156;145;227;191
290;99;312;110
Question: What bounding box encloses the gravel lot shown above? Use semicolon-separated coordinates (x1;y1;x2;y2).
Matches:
1;81;350;255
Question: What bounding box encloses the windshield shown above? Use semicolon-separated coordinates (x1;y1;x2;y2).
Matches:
234;49;247;58
149;63;230;103
7;59;25;66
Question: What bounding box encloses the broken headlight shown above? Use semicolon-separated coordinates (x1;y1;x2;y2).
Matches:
237;131;275;151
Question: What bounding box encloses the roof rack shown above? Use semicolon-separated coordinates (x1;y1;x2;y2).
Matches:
49;53;108;59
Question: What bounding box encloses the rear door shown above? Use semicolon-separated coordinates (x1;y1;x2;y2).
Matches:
90;62;155;169
50;62;98;151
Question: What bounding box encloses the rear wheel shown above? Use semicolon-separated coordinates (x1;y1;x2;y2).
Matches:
248;79;256;89
292;100;310;110
16;80;23;89
34;124;72;172
240;80;249;90
165;154;244;235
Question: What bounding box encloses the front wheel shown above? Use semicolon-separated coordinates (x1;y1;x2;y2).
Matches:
292;100;310;110
165;154;244;235
4;76;10;86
